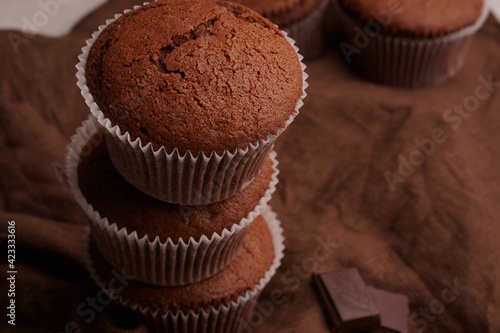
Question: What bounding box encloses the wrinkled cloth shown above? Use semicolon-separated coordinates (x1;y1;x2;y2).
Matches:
0;1;499;332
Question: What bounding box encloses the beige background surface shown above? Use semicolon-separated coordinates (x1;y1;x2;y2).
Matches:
0;0;106;37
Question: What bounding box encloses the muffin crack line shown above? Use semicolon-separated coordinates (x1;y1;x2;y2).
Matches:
153;18;219;77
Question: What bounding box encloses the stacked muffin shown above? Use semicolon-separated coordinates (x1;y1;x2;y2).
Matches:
68;0;307;331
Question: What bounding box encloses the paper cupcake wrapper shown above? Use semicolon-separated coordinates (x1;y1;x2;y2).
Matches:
335;0;490;88
76;2;307;205
83;206;285;333
283;0;329;60
67;116;280;286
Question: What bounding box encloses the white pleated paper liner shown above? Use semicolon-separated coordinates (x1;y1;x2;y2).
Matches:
334;0;490;88
283;0;329;60
66;116;280;287
76;2;308;206
83;206;285;333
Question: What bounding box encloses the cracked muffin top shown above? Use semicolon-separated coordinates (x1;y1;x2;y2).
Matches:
85;0;303;154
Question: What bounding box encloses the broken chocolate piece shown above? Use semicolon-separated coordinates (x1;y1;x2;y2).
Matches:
313;268;381;332
368;287;409;333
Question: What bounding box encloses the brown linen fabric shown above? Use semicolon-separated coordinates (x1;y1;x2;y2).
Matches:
0;1;499;332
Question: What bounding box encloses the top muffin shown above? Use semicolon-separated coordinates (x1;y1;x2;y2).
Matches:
85;0;303;154
339;0;484;37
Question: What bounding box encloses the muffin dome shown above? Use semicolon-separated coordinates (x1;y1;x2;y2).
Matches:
339;0;484;37
85;0;303;154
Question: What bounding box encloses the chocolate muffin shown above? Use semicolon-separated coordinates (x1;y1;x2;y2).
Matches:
77;137;276;242
89;215;274;312
339;0;484;37
67;117;279;286
86;213;283;333
85;0;303;154
78;0;305;205
336;0;488;88
234;0;328;59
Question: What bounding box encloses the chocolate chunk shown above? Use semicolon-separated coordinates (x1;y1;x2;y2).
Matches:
313;268;381;332
368;287;409;333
